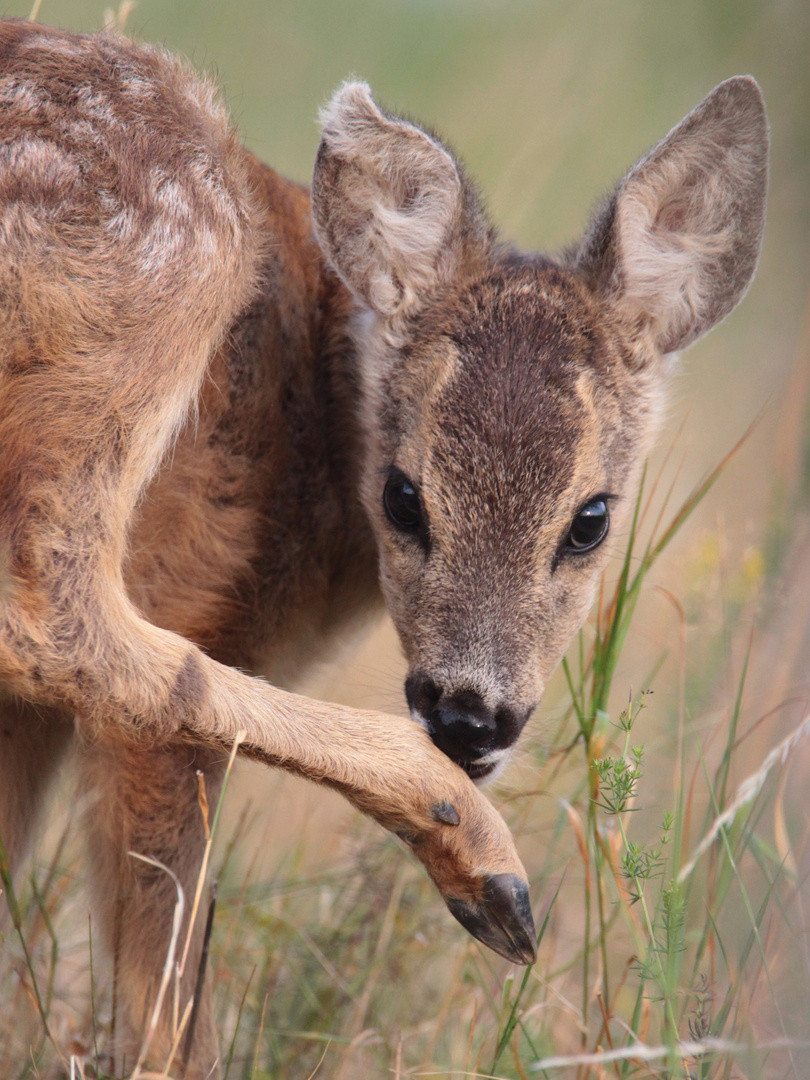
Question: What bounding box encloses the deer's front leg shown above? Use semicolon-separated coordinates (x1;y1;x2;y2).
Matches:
191;660;538;964
79;738;225;1079
2;577;536;965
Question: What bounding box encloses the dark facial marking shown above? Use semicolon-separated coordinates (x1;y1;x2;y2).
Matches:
425;265;605;562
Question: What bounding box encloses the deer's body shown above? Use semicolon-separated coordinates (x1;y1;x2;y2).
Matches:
0;20;768;1076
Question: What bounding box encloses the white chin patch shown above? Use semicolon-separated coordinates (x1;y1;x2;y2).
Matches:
409;707;428;730
470;748;512;785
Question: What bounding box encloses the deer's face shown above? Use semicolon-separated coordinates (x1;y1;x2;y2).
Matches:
360;263;654;779
312;78;767;780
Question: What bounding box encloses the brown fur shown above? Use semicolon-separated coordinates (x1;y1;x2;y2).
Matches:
0;21;768;1076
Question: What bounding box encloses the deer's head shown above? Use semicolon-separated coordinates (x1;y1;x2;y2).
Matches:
312;78;768;780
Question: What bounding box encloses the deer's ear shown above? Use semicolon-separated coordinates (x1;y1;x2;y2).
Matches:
576;76;769;355
312;82;490;319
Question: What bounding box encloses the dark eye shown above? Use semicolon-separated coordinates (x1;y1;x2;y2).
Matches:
565;497;610;553
383;469;422;533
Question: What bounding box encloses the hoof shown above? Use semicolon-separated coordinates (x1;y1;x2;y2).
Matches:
446;873;536;965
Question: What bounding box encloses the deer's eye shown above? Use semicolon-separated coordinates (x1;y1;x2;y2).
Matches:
383;469;422;533
565;497;610;553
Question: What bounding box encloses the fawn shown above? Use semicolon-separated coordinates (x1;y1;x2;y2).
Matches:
0;19;768;1077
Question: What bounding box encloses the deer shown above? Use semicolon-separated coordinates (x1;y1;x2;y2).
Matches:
0;17;768;1077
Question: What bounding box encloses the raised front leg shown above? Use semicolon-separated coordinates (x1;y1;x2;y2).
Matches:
2;573;536;972
0;557;534;1077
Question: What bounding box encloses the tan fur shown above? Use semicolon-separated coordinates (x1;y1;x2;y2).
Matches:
0;22;768;1076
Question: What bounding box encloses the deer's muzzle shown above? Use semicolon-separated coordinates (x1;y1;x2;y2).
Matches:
406;673;532;780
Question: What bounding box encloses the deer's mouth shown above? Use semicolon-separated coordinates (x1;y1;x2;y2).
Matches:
423;722;511;783
408;703;505;781
457;749;510;785
462;759;497;782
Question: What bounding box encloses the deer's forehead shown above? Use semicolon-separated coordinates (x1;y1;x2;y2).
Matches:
396;268;629;502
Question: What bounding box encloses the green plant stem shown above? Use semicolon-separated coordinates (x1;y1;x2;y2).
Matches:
490;881;561;1073
589;795;611;1015
30;877;58;1018
0;833;63;1068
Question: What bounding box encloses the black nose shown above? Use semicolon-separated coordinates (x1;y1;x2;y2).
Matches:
429;688;497;760
405;673;526;767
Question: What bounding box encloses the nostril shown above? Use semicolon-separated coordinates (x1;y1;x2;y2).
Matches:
405;671;442;719
495;703;534;747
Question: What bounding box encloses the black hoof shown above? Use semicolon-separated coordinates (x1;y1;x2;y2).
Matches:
446;873;536;965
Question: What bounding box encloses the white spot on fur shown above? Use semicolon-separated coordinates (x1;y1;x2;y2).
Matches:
74;84;119;128
23;37;82;59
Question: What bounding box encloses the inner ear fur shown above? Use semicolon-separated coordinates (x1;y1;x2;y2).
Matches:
312;81;491;319
575;76;769;355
